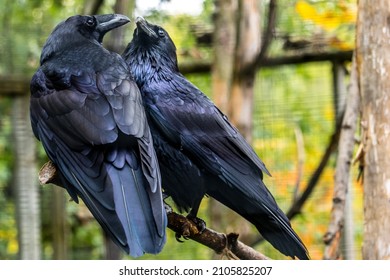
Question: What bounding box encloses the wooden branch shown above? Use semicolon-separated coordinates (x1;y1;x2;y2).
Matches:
0;51;354;97
0;76;30;96
180;50;353;74
39;161;61;186
262;50;353;67
38;161;269;260
167;211;269;260
293;123;305;202
323;54;360;260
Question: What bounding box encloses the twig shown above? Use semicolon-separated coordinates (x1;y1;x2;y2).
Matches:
323;54;360;260
293;123;305;202
38;161;269;260
286;124;341;220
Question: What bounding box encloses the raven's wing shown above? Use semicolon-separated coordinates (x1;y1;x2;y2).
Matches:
96;63;162;194
150;124;206;213
143;72;276;214
143;73;270;180
30;60;166;257
97;63;166;253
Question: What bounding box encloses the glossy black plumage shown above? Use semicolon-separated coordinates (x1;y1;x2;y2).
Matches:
123;17;309;259
30;14;167;257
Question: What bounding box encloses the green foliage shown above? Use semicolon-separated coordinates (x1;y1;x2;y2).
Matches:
0;198;18;259
0;97;16;260
0;0;83;76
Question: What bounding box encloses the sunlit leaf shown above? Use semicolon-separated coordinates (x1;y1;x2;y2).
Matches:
296;0;356;32
295;0;319;22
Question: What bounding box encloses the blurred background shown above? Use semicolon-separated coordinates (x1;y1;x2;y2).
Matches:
0;0;358;260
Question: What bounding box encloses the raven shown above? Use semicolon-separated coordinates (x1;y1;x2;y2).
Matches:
123;17;309;260
30;14;167;257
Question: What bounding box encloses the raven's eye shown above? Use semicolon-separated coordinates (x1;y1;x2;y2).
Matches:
158;29;165;37
86;17;95;27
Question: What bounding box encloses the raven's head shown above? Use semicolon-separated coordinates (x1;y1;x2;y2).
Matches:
41;14;130;64
125;17;178;72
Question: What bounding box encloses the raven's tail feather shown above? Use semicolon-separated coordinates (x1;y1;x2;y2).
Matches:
114;166;166;256
256;204;309;260
105;164;167;257
208;183;309;260
61;159;167;257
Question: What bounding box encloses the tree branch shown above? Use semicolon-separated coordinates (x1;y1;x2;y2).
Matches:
293;123;305;202
0;75;30;96
0;51;354;96
167;210;269;260
323;54;360;260
179;50;354;74
38;161;269;260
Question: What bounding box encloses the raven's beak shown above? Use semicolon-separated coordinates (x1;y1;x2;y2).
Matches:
96;14;130;34
135;16;158;38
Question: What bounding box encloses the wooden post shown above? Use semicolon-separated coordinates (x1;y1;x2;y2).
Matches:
357;0;390;260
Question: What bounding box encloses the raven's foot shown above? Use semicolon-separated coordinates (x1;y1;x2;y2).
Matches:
174;216;206;243
187;216;206;234
175;225;191;243
175;233;187;242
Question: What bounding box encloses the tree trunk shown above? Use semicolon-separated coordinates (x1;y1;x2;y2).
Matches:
12;96;40;259
357;0;390;260
209;0;262;257
51;187;68;259
82;0;104;14
230;0;262;142
106;0;135;54
212;0;237;112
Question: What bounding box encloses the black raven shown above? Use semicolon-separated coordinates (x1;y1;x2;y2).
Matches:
123;17;309;260
30;14;167;257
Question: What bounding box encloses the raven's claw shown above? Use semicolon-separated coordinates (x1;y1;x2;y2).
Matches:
188;216;206;234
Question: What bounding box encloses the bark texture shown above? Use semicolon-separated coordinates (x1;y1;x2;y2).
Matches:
357;0;390;260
